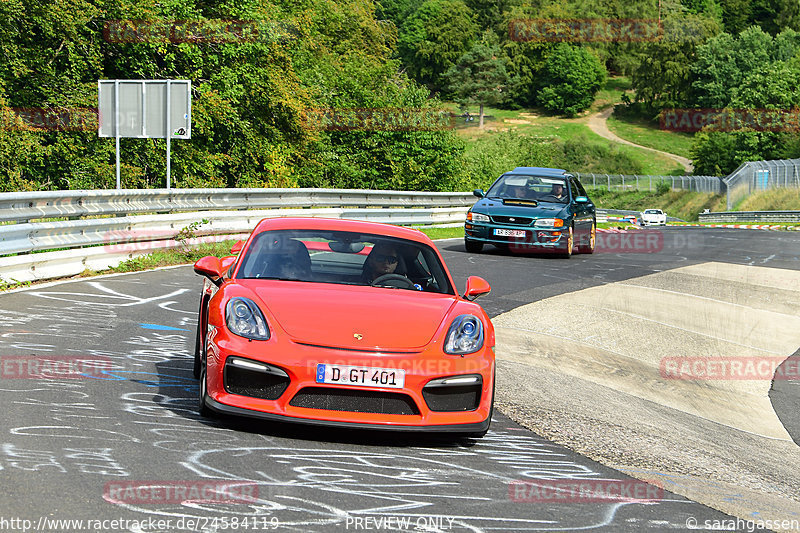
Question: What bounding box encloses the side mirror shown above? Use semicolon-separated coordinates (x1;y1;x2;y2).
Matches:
575;196;589;203
220;255;237;271
463;276;491;301
231;240;244;254
473;189;485;198
194;256;224;287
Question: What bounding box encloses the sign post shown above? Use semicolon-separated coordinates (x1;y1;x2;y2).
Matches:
99;80;191;189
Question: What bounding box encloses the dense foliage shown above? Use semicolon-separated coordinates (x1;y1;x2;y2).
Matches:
0;0;469;191
2;0;800;191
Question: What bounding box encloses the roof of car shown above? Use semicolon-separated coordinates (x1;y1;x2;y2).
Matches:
507;167;567;177
251;217;432;245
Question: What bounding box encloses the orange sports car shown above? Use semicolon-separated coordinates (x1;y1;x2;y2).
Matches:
193;217;495;437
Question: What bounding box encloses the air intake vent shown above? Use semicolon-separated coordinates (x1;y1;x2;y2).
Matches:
290;387;419;415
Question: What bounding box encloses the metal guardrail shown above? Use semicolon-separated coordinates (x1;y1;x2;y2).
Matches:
577;174;722;193
0;188;474;224
723;158;800;210
0;188;474;284
699;210;800;224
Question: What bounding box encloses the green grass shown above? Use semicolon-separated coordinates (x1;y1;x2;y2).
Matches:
452;76;687;178
735;188;800;211
416;226;464;240
606;113;695;159
590;76;633;113
455;108;685;177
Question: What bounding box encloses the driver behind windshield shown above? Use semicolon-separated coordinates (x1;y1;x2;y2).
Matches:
542;182;567;202
506;182;531;199
362;243;402;284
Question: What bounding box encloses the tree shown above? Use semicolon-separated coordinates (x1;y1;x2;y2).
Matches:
444;31;509;128
631;12;720;110
397;0;480;91
691;26;774;108
536;43;606;117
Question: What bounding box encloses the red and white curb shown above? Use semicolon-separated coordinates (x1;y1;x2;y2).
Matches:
670;224;800;231
597;226;642;233
599;224;800;232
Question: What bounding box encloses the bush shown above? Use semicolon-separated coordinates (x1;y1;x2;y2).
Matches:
460;130;556;190
536;44;607;117
555;134;644;174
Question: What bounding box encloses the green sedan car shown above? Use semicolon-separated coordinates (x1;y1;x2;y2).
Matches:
464;167;596;258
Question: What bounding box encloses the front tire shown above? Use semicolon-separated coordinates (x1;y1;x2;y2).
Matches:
465;239;483;253
193;325;202;379
559;225;574;258
193;296;206;379
579;220;596;254
198;367;213;418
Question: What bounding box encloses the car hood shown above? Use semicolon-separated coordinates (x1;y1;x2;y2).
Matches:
250;283;457;350
473;198;568;219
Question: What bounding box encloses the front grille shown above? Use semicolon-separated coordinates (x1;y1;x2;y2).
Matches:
422;383;482;412
289;387;420;415
491;215;533;225
224;364;290;401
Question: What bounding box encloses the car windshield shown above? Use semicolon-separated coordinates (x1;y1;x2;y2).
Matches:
486;174;569;204
236;229;453;294
645;210;664;214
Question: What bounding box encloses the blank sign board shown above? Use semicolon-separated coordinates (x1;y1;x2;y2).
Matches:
98;80;191;139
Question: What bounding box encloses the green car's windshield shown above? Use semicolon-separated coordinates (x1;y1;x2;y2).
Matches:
486;174;569;204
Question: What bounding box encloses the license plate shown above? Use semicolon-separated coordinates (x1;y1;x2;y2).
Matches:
315;364;405;389
494;228;527;237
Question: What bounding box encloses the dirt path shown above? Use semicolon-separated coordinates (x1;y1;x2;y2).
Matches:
587;107;694;173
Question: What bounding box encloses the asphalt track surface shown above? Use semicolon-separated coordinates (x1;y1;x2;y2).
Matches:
0;227;797;532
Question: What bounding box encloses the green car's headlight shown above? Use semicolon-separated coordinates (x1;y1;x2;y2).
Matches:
534;218;564;227
467;212;490;223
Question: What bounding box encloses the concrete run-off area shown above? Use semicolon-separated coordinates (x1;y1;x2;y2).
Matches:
493;261;800;531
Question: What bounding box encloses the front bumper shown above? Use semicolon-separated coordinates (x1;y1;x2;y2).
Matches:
641;219;667;226
465;222;566;249
205;329;495;430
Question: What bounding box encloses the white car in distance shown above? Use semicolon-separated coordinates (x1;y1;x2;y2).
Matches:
640;209;667;226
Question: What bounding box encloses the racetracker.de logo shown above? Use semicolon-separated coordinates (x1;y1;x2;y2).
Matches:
510;230;664;254
660;357;799;380
301;108;456;132
103;19;297;44
1;107;98;132
1;356;112;379
595;231;664;253
509;479;664;503
508;18;662;42
104;481;259;504
660;108;800;133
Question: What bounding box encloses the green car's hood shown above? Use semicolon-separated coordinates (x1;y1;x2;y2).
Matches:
472;198;570;219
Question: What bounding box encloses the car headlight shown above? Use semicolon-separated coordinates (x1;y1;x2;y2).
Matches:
444;315;484;355
467;212;490;223
225;298;270;340
534;218;564;227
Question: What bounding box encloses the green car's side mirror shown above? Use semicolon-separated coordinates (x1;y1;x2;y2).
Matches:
473;189;485;198
575;196;589;203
